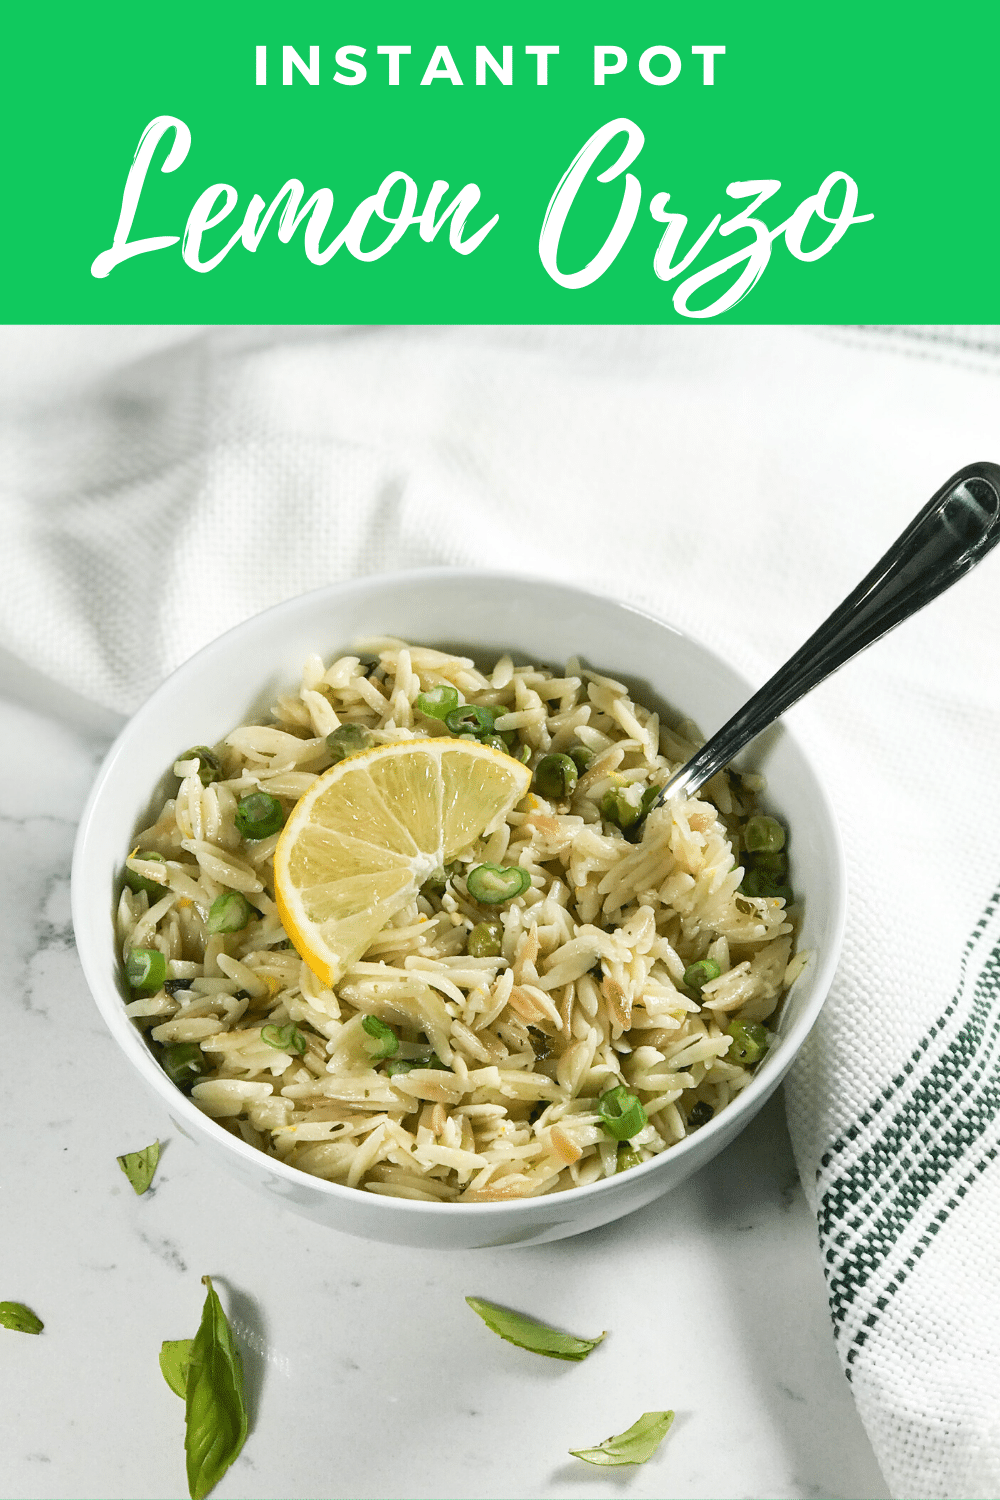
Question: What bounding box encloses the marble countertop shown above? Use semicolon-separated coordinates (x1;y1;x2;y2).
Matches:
1;660;890;1500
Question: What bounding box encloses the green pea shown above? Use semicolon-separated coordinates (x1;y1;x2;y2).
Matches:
600;787;641;830
741;868;792;901
622;784;663;845
480;735;508;754
177;746;223;785
206;891;254;935
361;1014;398;1058
126;948;166;992
744;816;786;854
568;745;594;773
752;852;788;875
726;1019;769;1066
533;753;578;800
123;851;168;899
683;959;722;993
467;920;503;958
160;1042;210;1091
235;792;284;840
326;724;373;762
617;1145;644;1173
466;863;531;905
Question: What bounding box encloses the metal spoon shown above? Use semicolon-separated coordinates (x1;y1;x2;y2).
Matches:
647;459;1000;813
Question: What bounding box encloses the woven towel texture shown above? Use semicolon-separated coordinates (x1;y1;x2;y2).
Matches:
3;323;998;1498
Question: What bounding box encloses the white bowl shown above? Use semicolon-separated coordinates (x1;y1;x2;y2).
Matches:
72;570;845;1250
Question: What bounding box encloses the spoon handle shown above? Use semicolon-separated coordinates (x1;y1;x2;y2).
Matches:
662;460;1000;801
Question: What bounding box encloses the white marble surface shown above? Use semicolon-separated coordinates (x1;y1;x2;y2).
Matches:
0;661;890;1500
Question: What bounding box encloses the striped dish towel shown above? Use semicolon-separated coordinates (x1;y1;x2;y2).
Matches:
2;322;998;1497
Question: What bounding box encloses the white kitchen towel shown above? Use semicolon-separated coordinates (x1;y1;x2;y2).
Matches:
2;322;999;1498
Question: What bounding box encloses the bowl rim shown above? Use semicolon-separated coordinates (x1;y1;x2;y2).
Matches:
71;567;847;1220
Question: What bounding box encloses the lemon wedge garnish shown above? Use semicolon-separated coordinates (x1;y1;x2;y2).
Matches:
273;738;532;985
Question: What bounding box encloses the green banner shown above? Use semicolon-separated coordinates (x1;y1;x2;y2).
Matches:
6;1;998;322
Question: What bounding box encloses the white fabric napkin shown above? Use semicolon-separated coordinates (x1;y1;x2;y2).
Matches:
3;322;999;1498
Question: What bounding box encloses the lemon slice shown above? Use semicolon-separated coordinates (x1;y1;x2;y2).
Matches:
273;738;532;985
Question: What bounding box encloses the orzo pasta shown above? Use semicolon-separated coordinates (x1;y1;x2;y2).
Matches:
117;641;804;1203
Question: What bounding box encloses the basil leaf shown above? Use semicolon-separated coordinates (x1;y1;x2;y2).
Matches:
570;1410;675;1466
465;1296;605;1361
118;1140;161;1195
184;1277;248;1500
160;1338;194;1399
0;1301;43;1335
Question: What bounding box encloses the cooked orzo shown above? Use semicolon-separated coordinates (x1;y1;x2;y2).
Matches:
117;641;806;1203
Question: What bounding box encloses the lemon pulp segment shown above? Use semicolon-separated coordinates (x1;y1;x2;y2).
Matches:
273;739;531;985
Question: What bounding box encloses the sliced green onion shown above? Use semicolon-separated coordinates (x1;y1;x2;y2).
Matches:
640;785;661;815
744;815;786;854
361;1014;398;1058
160;1042;210;1090
597;1085;647;1141
467;920;503;958
326;723;373;762
176;746;223;785
514;744;532;765
683;958;721;993
687;1099;714;1129
421;862;458;899
260;1023;307;1055
445;703;498;738
234;792;284;840
416;684;460;721
533;753;578;800
206;892;254;935
386;1054;449;1076
123;851;168;898
466;863;531;905
126;947;167;992
568;745;594;773
726;1019;769;1067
